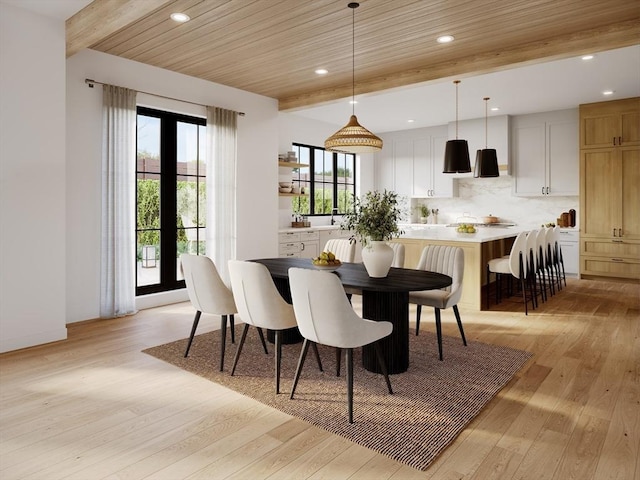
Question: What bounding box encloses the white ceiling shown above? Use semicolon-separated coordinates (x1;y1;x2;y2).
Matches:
291;44;640;133
1;0;92;20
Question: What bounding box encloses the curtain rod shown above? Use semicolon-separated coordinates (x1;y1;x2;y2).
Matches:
84;78;245;116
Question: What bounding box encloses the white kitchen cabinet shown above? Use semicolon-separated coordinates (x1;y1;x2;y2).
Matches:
557;229;579;276
374;125;455;198
512;109;578;196
278;231;318;259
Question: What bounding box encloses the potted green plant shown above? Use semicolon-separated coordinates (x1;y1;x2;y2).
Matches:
341;190;404;277
415;203;430;224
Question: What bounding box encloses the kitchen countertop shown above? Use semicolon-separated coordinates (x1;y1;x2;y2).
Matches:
399;225;527;243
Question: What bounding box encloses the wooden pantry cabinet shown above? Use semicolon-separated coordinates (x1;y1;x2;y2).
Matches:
579;97;640;280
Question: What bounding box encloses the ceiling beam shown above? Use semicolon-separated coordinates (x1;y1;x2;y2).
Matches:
279;20;640;111
66;0;173;58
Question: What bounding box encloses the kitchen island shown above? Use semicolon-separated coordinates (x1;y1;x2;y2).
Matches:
392;225;525;310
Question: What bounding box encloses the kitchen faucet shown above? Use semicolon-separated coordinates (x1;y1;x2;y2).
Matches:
331;207;338;225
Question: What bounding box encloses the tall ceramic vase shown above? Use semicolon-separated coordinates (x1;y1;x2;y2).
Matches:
361;241;394;278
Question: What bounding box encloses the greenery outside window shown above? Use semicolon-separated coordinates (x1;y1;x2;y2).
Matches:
290;143;356;216
136;107;206;296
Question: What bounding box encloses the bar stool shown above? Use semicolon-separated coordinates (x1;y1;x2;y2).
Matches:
487;231;534;314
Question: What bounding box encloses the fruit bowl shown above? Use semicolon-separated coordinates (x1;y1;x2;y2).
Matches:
311;251;342;271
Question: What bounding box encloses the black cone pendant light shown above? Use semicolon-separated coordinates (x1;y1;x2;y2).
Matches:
443;80;471;173
325;2;383;154
474;97;500;177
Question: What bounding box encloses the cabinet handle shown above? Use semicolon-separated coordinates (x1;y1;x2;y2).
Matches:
613;228;617;237
613;136;617;146
612;239;623;243
546;187;549;195
541;186;544;195
618;136;622;145
618;228;622;237
301;242;305;251
611;258;624;262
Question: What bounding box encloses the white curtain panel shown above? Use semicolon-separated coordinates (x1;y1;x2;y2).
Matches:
100;85;137;318
206;106;238;285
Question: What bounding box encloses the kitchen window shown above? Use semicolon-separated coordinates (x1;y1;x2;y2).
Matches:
290;143;356;216
136;107;206;296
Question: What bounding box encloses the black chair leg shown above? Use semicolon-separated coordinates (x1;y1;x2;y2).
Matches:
290;339;310;399
219;315;227;371
346;348;354;424
335;347;341;376
453;305;467;346
434;308;443;361
416;305;422;336
373;341;393;395
231;324;250;376
184;310;202;357
256;327;269;354
275;330;282;394
311;342;323;372
229;314;235;343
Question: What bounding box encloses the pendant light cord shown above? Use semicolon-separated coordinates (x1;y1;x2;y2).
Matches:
484;97;489;148
454;80;461;139
350;3;358;116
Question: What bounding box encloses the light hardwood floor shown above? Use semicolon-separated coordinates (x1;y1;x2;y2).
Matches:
1;278;638;479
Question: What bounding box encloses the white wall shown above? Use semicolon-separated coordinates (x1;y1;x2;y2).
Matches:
0;3;67;352
66;50;280;322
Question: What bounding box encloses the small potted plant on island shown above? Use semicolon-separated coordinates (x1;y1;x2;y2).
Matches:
341;190;404;277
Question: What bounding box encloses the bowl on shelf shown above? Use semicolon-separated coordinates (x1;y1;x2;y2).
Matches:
279;186;292;193
279;181;292;188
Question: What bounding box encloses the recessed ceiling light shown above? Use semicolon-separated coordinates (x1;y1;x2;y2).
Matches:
437;35;454;44
349;100;358;105
603;90;614;96
315;69;328;75
581;54;594;60
491;107;500;111
407;119;415;123
170;12;190;22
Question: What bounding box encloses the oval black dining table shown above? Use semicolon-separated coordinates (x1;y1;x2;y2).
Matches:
252;257;452;374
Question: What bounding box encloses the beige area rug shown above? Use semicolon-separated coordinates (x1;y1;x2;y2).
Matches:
143;328;532;471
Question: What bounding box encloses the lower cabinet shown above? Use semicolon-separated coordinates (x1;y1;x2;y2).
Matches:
557;229;579;276
278;231;319;259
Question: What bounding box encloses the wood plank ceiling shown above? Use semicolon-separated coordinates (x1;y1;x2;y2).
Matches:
67;0;640;111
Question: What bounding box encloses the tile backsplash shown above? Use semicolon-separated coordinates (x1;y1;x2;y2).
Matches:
409;175;578;228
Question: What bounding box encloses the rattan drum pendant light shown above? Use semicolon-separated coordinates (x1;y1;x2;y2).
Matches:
474;97;500;177
324;2;383;154
443;80;471;173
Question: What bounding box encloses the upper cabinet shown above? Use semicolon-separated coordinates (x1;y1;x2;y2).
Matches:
580;97;640;149
448;115;511;176
374;125;456;198
512;109;579;197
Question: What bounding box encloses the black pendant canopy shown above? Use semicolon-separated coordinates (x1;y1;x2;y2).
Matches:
443;80;471;173
473;97;500;177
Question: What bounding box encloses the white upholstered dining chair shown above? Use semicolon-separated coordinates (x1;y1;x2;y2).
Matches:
180;254;237;371
409;245;467;361
323;238;356;263
288;267;393;423
228;260;322;394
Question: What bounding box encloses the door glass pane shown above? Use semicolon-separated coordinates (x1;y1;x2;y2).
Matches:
177;121;199;175
137;115;160;173
137;232;159;286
